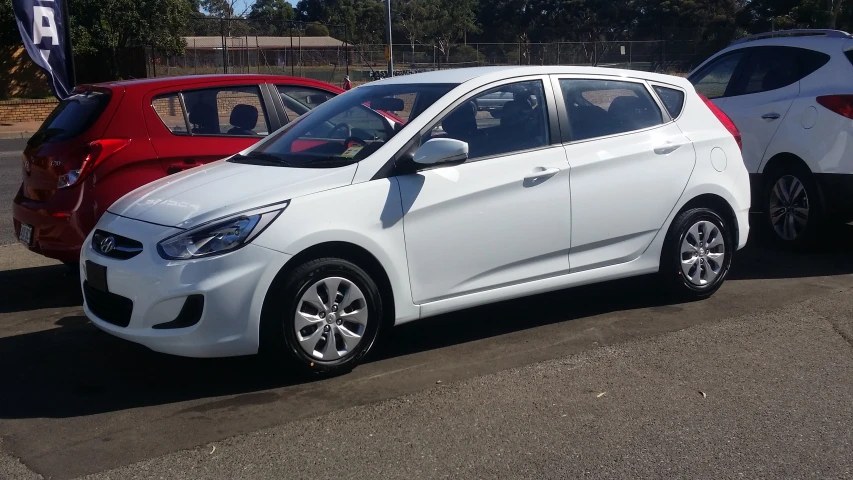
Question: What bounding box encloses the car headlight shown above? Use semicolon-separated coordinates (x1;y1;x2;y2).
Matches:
157;207;285;260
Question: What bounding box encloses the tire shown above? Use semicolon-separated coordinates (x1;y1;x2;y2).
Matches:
261;257;384;376
761;164;822;249
660;208;734;300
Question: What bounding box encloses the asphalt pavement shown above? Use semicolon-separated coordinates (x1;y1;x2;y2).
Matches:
2;136;853;478
0;138;27;245
3;229;853;478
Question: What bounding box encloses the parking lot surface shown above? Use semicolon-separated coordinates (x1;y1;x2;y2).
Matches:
2;138;853;478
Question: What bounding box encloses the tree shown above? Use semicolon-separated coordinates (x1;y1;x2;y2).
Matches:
248;0;296;35
69;0;191;76
421;0;479;61
305;21;331;36
201;0;249;36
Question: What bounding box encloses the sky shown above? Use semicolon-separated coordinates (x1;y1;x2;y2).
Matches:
233;0;296;16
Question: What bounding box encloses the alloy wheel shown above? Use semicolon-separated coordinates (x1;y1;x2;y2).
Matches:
293;277;369;361
769;175;809;241
680;220;726;287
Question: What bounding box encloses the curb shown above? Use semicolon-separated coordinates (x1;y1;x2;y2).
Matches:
0;131;34;140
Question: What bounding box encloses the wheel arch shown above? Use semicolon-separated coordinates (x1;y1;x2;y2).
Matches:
259;241;397;350
671;193;739;247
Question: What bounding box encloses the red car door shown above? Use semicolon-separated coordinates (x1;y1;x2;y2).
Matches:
143;81;284;175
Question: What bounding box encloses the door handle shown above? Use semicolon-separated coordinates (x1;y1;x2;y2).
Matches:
653;142;683;155
524;167;560;182
761;112;781;120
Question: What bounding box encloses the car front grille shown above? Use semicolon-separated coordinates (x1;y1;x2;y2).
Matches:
92;230;143;260
83;281;133;327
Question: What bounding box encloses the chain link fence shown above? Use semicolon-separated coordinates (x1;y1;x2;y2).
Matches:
145;19;705;85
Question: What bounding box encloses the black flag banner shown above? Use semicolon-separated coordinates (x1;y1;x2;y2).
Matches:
12;0;75;99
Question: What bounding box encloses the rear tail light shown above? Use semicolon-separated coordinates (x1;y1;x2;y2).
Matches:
816;95;853;119
697;93;742;152
58;138;131;188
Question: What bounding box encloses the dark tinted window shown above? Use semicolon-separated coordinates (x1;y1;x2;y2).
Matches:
29;90;111;145
689;52;745;99
845;49;853;66
798;48;831;77
653;86;685;118
425;80;549;160
559;79;663;141
741;48;800;94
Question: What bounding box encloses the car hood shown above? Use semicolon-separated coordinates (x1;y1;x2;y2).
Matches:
108;159;356;228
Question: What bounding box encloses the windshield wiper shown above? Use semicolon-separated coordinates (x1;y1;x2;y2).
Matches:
299;156;359;167
229;152;294;167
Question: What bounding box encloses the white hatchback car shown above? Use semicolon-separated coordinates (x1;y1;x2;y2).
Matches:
689;29;853;247
81;66;750;374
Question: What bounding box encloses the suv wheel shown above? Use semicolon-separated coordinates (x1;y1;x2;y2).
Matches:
762;165;821;248
660;208;733;300
262;258;384;375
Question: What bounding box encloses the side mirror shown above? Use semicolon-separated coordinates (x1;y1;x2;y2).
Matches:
413;138;469;165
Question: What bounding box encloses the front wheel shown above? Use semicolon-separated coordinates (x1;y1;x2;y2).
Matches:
660;208;733;300
261;257;384;376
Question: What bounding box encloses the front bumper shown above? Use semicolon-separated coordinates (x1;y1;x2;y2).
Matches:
80;212;292;358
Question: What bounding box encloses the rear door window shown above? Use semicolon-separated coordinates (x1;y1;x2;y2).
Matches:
738;47;800;94
30;90;111;145
182;86;271;136
559;79;663;141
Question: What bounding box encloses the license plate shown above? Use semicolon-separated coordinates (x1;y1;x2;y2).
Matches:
18;223;33;246
86;261;109;292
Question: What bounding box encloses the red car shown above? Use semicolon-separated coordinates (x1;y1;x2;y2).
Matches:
13;74;344;264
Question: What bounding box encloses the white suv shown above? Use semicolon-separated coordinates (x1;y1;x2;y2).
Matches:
80;66;749;374
689;29;853;246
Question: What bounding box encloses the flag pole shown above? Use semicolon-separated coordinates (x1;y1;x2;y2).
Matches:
60;0;76;88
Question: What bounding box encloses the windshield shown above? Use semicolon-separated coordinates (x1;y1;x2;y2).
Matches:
229;83;458;168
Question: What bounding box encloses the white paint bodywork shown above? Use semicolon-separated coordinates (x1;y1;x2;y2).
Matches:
81;66;750;358
690;36;853;175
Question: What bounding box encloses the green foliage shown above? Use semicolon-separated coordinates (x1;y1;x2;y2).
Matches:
305;21;330;36
248;0;296;35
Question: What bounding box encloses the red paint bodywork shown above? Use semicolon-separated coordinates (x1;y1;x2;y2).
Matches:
12;74;344;263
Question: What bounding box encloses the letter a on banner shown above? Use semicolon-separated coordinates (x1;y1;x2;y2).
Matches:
11;0;76;99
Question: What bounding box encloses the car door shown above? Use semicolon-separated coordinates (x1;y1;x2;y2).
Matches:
144;82;282;175
396;77;572;304
714;46;801;173
553;76;696;272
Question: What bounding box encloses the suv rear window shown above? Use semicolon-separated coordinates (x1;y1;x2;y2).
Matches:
29;90;111;145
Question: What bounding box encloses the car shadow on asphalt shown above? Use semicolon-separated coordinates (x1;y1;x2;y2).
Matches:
0;263;81;314
3;223;853;419
727;222;853;280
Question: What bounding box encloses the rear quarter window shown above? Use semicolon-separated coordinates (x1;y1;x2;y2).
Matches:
29;90;111;145
653;86;685;118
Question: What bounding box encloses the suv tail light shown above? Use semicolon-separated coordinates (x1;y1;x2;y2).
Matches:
697;94;742;152
58;138;131;188
816;95;853;119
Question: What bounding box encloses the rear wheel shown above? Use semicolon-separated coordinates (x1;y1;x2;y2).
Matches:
660;208;733;300
761;165;822;248
261;258;383;376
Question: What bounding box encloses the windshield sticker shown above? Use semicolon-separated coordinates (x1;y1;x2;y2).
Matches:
341;145;364;158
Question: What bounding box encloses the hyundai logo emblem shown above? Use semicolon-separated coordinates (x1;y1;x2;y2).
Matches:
99;236;116;254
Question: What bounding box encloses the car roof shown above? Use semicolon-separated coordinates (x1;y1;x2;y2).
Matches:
81;74;342;92
364;65;690;88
